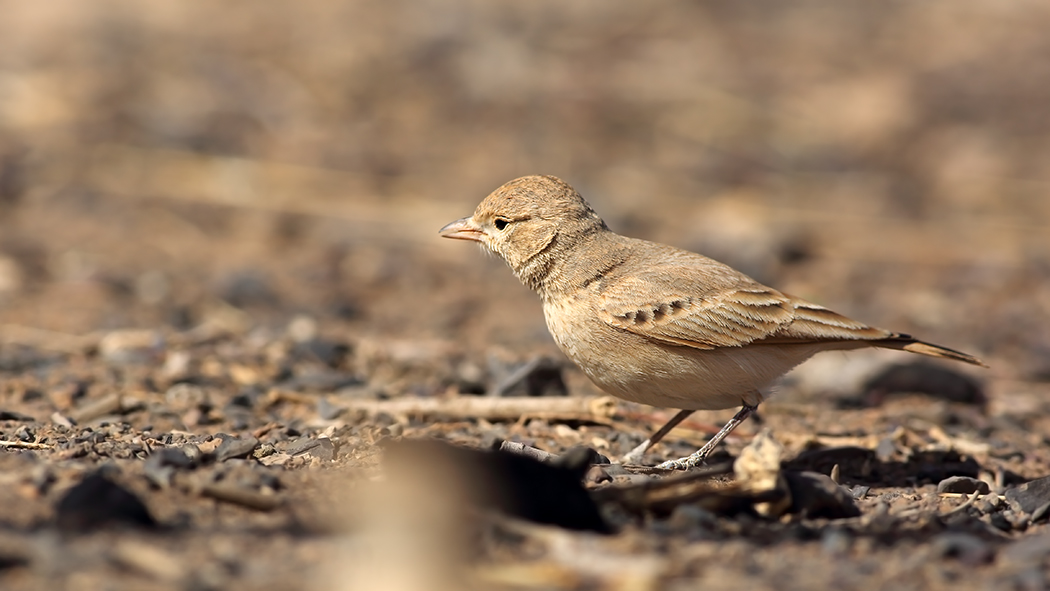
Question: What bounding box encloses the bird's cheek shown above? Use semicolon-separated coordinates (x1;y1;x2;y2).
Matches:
505;226;555;266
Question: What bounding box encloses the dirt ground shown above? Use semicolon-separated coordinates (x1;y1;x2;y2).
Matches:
1;2;1050;590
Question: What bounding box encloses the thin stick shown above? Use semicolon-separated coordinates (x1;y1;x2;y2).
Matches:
940;490;981;517
499;441;557;463
342;395;619;422
590;461;738;512
0;440;54;450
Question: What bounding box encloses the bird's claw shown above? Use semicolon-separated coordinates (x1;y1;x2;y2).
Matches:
654;451;708;471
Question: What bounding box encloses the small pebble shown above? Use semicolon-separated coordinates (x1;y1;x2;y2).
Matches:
1031;501;1050;523
1007;475;1050;514
938;476;991;495
215;435;260;462
309;438;336;461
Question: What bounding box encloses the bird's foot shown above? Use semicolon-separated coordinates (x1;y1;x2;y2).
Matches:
652;404;756;470
654;448;711;470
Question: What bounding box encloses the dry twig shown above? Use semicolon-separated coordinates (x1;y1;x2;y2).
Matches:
0;440;54;450
342;395;619;423
940;490;982;517
498;441;558;463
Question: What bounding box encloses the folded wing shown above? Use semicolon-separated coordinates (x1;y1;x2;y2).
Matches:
599;268;892;350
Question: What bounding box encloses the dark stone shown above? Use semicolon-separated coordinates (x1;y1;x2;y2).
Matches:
783;471;861;520
284;436;321;456
214;435;259;462
55;471;156;531
584;465;612;485
912;451;981;483
308;438;336;461
14;425;33;442
0;410;34;421
990;512;1014;532
144;447;196;489
554;446;608;470
1031;502;1050;523
1006;475;1050;514
937;476;991;495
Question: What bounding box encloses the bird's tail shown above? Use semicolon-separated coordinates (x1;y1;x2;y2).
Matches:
873;334;987;367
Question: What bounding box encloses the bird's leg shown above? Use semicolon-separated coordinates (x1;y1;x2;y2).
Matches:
654;403;758;470
619;409;695;464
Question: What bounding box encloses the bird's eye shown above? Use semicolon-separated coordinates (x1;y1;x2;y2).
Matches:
494;218;510;231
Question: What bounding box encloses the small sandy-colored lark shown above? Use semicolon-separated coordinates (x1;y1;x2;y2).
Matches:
441;175;984;469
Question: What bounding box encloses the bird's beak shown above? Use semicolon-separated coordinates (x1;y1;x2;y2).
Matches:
439;217;485;242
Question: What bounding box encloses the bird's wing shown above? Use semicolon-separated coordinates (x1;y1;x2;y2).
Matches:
765;293;892;343
599;267;891;350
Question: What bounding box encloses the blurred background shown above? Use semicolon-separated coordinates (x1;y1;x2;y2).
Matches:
1;0;1048;384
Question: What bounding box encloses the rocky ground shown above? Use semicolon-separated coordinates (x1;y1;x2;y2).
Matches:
1;2;1050;590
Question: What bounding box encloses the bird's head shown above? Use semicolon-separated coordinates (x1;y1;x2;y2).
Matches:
439;175;607;289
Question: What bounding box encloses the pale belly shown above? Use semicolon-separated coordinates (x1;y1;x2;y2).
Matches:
543;299;823;410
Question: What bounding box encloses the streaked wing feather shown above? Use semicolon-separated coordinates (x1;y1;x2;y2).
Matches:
600;274;795;349
763;297;892;342
600;273;890;350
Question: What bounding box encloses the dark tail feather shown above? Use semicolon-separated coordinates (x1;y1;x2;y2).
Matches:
874;334;987;367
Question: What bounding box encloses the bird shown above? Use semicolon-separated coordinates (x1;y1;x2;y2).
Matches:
439;175;986;469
